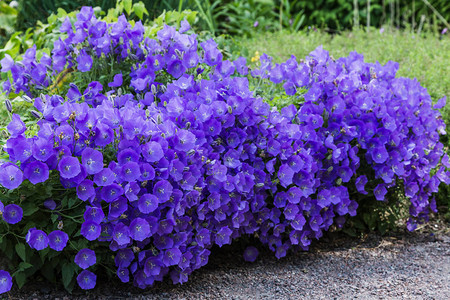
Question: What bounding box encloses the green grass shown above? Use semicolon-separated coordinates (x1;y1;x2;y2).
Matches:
239;29;450;103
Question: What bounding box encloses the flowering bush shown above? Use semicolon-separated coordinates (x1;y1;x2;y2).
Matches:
0;5;448;293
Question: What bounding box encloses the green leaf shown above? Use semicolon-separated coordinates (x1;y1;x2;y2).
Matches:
15;243;26;261
18;262;33;271
40;261;56;283
133;2;149;20
22;202;39;216
14;272;27;289
68;196;78;209
123;0;133;15
62;262;75;290
51;213;58;223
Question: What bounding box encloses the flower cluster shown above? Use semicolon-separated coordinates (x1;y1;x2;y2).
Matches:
252;47;448;231
0;6;446;292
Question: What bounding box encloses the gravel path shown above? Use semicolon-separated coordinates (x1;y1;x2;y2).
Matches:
7;229;450;300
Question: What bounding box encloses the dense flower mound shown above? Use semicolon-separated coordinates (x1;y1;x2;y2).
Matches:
0;7;447;292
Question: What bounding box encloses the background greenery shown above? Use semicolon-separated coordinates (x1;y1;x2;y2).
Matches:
9;0;450;35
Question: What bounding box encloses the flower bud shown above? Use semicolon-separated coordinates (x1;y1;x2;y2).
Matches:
4;99;12;113
22;95;33;103
30;110;41;119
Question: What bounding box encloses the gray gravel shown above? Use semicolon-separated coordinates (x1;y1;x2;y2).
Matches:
7;229;450;300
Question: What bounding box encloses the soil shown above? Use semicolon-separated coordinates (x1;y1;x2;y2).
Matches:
3;222;450;300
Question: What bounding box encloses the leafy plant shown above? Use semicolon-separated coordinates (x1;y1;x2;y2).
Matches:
0;2;447;295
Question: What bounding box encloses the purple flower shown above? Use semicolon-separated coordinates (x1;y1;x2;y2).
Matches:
355;175;368;194
77;270;96;290
0;165;23;190
48;230;69;251
23;160;49;184
32;138;54;162
77;50;93;72
0;270;12;294
167;59;186;79
117;268;129;283
115;248;134;268
108;197;128;218
75;248;96;269
120;162;141;182
44;199;56;210
113;223;131;246
163;248;182;266
84;206;105;224
129;218;150;241
2;204;23;224
58;156;81;179
138;193;158;213
215;227;232;247
371;146;389;164
7;114;26;138
174;129;196;152
243;246;259;262
108;73;123;88
179;20;191;33
77;180;95;201
1;54;14;72
80;221;101;241
153;180;173;203
93;168;115;186
374;184;387;201
291;214;306;231
141;141;164;162
26;228;49;250
82;148;103;175
278;164;294;187
100;183;124;203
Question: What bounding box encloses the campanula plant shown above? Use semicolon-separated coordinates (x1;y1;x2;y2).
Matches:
0;4;447;294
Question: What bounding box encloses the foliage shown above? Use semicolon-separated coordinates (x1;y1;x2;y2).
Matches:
0;3;447;295
0;1;18;47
